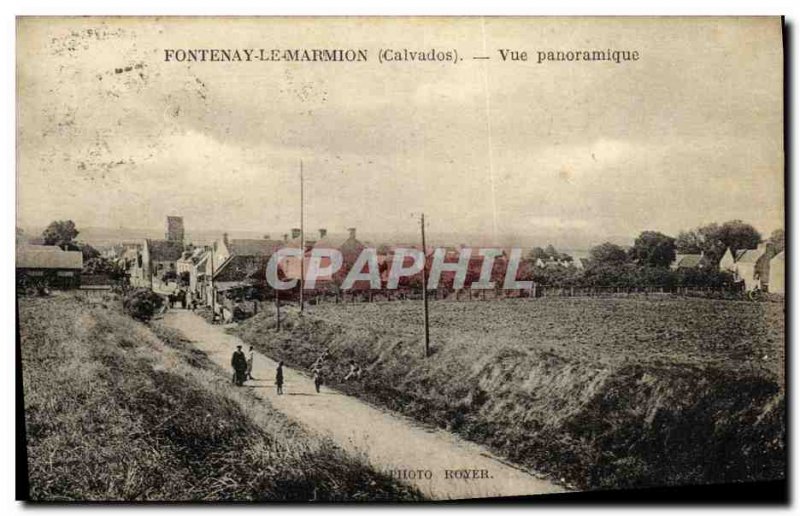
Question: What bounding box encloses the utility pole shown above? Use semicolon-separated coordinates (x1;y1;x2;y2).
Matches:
210;243;215;322
300;159;305;314
275;287;281;331
420;213;430;358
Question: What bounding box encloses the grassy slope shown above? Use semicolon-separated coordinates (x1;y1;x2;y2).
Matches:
234;297;785;490
19;293;421;501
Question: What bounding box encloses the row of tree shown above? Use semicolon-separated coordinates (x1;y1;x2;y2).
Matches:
524;220;784;288
586;220;783;269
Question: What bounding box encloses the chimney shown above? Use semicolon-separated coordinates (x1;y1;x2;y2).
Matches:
291;228;302;239
223;232;229;246
319;228;327;239
347;227;357;240
283;233;289;243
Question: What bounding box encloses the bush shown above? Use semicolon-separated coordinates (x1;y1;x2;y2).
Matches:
122;288;164;321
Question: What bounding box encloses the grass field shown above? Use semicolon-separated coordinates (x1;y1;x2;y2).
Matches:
235;296;785;490
18;293;421;501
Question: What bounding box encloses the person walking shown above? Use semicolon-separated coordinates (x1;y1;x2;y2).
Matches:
246;345;256;380
275;361;285;395
313;365;323;393
231;345;247;387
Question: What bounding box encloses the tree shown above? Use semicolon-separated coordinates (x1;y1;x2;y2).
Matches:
123;288;164;321
527;247;548;262
675;220;762;265
588;242;629;266
714;220;762;256
768;228;785;254
629;231;676;268
79;243;101;261
42;220;79;249
675;230;703;254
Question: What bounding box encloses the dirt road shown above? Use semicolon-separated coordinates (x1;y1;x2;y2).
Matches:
163;310;565;500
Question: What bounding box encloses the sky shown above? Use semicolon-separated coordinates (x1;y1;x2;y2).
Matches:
16;17;784;247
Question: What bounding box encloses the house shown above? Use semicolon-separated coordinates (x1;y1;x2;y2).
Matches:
719;247;737;273
177;246;211;293
206;233;284;310
670;253;705;271
534;257;571;269
128;217;185;289
768;251;785;295
573;258;590;271
729;242;776;292
281;228;366;289
16;245;83;289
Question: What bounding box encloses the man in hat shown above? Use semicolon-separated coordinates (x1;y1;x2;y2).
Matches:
231;345;248;386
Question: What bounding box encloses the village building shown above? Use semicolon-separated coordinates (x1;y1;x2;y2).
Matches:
534;256;572;269
128;217;185;290
281;227;366;289
719;247;738;273
722;242;776;292
573;257;590;271
670;253;705;271
768;250;785;295
176;246;211;293
205;233;284;313
16;245;83;289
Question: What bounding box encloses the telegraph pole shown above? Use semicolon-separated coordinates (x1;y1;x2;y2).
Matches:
300;159;305;314
420;213;430;358
275;287;281;331
210;243;215;322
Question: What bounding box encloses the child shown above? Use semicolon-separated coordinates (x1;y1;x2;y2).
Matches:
275;361;284;395
246;345;255;380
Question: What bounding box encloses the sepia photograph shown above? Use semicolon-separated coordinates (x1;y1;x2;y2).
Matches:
14;16;786;502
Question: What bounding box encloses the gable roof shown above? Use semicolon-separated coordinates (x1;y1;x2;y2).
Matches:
146;239;184;262
311;237;343;250
673;254;703;268
18;244;62;252
736;249;764;264
227;238;283;257
213;254;269;282
17;247;83;269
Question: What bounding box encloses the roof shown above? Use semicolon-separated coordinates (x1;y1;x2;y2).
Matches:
146;239;184;262
311;237;342;250
227;238;283;257
214;280;256;292
213;254;269;282
736;249;764;264
18;244;62;252
734;249;750;262
673;254;703;269
177;246;208;264
17;247;83;269
771;250;785;262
